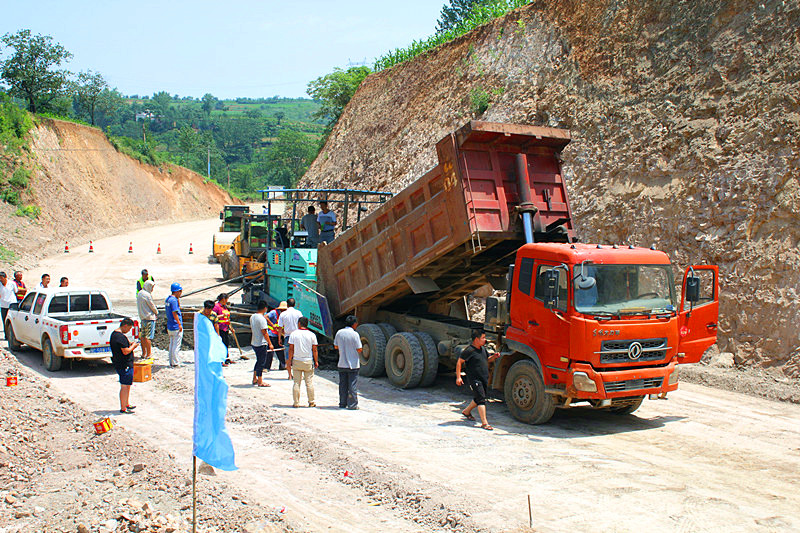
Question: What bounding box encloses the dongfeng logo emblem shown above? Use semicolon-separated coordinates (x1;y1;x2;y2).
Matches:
628;341;643;360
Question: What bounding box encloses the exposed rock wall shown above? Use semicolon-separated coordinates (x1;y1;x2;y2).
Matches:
301;0;800;372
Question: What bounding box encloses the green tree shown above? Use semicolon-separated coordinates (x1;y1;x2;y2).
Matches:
201;93;216;116
73;70;107;125
151;90;172;117
274;111;285;125
95;87;124;127
436;0;487;33
0;29;72;113
264;129;316;187
306;66;371;130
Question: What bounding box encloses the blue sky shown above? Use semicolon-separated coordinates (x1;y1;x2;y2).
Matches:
1;0;445;99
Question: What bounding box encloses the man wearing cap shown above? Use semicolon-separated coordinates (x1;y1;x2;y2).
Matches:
266;301;287;371
334;315;362;410
317;201;337;244
136;269;154;296
165;282;183;367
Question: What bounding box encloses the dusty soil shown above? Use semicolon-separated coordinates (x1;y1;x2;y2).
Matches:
0;350;286;533
299;0;800;373
0;118;232;274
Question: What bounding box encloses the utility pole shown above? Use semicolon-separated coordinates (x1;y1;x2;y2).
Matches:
207;146;211;179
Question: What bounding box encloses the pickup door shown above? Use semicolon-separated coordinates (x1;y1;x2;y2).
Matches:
14;292;41;345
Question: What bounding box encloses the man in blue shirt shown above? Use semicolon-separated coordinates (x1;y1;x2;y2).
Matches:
166;282;183;367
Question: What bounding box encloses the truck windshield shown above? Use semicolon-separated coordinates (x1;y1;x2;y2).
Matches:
573;264;675;315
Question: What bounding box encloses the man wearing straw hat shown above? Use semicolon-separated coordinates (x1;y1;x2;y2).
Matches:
266;301;287;371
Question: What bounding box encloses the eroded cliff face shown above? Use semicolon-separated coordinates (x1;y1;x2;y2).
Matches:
301;0;800;372
0;119;232;269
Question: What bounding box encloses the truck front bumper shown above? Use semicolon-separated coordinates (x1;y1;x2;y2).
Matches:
566;361;679;399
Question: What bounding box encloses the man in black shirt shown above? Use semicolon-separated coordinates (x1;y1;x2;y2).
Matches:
111;318;140;414
456;329;499;430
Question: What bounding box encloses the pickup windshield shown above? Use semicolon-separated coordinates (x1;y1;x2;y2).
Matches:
574;264;675;315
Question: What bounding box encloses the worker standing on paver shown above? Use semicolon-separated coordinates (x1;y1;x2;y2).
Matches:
334;315;362;410
287;317;318;408
136;269;154;295
165;282;183;367
111;317;140;414
301;206;320;246
456;330;500;431
0;272;18;340
277;298;302;376
266;301;287;371
249;301;273;387
317;201;337;244
13;272;26;303
137;279;157;360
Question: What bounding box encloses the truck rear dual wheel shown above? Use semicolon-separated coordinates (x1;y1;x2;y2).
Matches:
385;333;425;389
412;331;439;387
357;324;389;377
5;323;22;351
504;360;555;425
42;337;63;372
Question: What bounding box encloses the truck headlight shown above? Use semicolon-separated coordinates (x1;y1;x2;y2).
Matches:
668;368;679;385
573;371;597;392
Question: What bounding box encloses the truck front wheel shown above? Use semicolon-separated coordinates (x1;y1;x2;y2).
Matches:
42;337;63;372
356;324;388;377
6;323;22;351
504;360;555;424
385;333;424;389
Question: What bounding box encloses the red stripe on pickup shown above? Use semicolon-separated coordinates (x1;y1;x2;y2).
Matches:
75;322;85;325
90;342;99;346
90;321;99;324
75;343;84;347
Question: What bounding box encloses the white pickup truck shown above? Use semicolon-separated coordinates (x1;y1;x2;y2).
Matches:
4;288;135;371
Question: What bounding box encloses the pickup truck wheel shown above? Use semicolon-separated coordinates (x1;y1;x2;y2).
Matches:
609;396;644;415
6;323;22;350
504;360;554;424
412;331;439;387
42;337;63;372
385;333;424;389
357;324;388;377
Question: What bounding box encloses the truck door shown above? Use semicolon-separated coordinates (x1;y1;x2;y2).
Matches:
678;265;719;363
509;257;570;370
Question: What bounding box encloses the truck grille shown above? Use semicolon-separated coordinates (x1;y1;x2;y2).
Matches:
604;377;663;392
598;338;669;364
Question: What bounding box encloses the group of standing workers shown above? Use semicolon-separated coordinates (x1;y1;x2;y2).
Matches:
0;271;69;339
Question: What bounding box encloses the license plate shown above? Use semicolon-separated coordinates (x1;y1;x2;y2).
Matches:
87;346;110;354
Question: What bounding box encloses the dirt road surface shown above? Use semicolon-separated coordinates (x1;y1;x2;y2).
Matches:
5;217;800;532
26;216;237;315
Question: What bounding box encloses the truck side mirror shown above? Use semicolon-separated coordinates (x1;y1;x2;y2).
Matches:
543;270;559;309
685;276;700;303
577;276;596;290
220;212;224;220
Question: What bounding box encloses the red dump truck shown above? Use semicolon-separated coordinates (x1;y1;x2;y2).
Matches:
307;121;719;424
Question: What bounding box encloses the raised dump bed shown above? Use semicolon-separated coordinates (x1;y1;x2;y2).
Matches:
317;121;576;318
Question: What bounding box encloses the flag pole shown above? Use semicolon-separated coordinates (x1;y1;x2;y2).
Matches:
192;455;197;533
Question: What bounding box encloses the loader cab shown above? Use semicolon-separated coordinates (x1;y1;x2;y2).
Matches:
241;214;282;258
219;205;249;233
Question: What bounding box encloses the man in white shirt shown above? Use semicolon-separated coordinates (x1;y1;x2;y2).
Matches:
287;317;318;408
0;271;19;340
317;201;337;244
38;273;50;289
334;315;363;410
249;301;274;387
277;298;303;373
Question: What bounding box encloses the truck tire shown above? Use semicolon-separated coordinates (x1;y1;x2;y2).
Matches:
42;336;63;372
377;322;397;339
504;360;554;424
385;333;424;389
6;323;22;350
412;331;439;387
356;324;388;377
609;396;644;415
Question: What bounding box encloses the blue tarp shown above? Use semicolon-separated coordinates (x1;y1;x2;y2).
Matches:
192;312;237;471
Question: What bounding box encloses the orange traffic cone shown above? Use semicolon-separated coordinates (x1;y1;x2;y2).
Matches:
157;243;162;254
88;241;94;253
128;242;133;254
188;243;193;255
64;242;69;253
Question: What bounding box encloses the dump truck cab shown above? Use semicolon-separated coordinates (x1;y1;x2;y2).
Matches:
493;242;719;423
